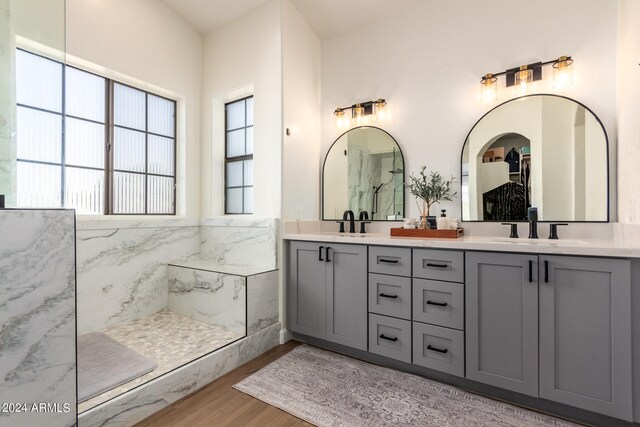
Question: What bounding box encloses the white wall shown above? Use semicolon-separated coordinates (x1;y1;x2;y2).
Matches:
319;0;619;221
282;0;322;221
201;0;283;218
617;0;640;224
66;0;203;217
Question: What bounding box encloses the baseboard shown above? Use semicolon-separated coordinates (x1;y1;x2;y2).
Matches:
279;329;293;344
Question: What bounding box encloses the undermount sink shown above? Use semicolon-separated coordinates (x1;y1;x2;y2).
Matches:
491;238;587;246
321;232;368;238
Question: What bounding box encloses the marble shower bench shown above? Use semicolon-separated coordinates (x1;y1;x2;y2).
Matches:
167;260;279;336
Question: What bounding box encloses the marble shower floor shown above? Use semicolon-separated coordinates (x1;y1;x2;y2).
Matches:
78;309;243;412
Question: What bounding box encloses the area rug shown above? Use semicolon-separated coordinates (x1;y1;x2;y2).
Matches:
233;345;578;426
77;332;158;402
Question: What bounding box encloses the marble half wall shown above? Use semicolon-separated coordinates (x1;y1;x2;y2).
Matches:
200;217;278;269
247;270;279;335
76;218;200;334
0;209;76;427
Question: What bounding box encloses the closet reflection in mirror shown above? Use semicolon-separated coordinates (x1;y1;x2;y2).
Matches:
461;95;609;222
323;126;404;221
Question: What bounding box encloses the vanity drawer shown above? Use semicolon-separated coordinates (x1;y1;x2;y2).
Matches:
369;313;412;363
413;278;464;330
413;249;464;283
369;246;411;277
413;322;464;377
368;274;411;320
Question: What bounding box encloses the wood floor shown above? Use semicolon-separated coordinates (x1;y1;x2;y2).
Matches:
135;340;312;427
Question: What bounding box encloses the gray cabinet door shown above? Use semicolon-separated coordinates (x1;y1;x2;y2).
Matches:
539;256;632;421
288;241;326;339
326;243;368;350
466;251;539;397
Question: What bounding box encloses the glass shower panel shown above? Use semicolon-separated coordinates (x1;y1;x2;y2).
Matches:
1;0;65;208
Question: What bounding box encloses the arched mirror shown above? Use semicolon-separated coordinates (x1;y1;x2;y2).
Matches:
323;126;405;221
461;95;609;222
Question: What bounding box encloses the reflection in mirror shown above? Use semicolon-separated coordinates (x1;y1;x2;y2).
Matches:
462;95;608;222
323;126;404;221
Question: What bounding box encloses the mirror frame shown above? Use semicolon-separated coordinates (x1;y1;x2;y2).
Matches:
322;126;406;221
460;94;610;223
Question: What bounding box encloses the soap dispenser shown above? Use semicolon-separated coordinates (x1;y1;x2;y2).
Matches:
436;209;449;230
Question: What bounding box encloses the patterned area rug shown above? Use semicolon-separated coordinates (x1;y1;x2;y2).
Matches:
234;345;579;427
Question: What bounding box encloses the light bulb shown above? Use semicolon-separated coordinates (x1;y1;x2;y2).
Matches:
553;56;574;90
374;99;387;121
514;66;533;97
480;74;497;104
334;108;348;129
354;104;365;126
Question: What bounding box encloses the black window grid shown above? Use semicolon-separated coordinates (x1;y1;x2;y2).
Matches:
224;96;253;215
15;48;177;215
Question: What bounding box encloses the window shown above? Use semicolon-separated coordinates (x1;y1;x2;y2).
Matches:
225;96;253;214
15;49;176;214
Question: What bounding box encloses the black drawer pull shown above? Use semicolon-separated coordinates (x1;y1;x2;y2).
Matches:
325;246;331;263
544;260;549;283
426;300;447;307
379;293;398;299
318;246;324;261
379;334;398;342
427;345;448;354
529;260;533;283
379;258;399;264
426;263;448;268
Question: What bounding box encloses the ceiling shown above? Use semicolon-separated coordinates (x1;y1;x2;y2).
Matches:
160;0;270;34
160;0;423;39
288;0;423;40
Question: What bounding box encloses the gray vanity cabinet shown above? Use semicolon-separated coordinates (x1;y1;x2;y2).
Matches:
465;252;539;397
288;241;368;350
538;255;632;421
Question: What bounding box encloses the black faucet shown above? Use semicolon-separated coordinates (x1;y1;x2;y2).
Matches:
528;207;538;239
548;223;568;239
501;223;519;238
529;219;538;239
343;210;356;233
358;211;371;234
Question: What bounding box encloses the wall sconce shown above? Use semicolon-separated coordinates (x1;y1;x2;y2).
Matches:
552;56;574;90
480;56;574;104
334;98;388;128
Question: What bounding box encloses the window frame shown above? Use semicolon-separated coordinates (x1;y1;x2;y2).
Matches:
15;48;177;215
224;95;254;215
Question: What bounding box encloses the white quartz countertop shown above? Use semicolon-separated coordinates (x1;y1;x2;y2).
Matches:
168;259;277;276
283;232;640;258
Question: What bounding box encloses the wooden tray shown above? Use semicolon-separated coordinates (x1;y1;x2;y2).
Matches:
390;227;464;239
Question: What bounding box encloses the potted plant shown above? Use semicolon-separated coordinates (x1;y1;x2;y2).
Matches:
406;165;457;229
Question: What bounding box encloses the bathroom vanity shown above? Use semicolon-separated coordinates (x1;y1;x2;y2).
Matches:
285;232;640;424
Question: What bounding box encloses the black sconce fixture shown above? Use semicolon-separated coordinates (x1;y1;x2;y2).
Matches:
480;56;574;104
334;98;387;128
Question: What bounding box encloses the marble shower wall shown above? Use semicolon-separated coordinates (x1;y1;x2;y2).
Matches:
0;210;76;427
76;218;201;334
76;217;278;335
200;217;278;269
